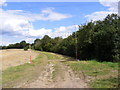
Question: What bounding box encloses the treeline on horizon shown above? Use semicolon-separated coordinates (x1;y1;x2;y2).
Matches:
1;14;120;62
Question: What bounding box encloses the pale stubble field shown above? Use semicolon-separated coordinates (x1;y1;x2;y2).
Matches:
0;49;39;70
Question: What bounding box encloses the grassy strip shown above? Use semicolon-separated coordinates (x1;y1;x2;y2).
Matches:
42;52;60;79
90;77;118;88
2;52;47;88
42;52;64;80
41;52;61;60
51;61;62;80
0;71;2;88
51;62;59;80
64;60;118;88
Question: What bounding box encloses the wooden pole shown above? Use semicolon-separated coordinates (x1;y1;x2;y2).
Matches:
74;24;79;61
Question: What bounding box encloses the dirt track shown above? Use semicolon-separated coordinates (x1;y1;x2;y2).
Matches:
20;53;88;88
0;49;39;70
2;50;88;88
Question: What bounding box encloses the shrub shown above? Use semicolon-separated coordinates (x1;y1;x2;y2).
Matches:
24;45;29;51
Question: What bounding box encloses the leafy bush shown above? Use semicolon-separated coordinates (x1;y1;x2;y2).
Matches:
24;45;29;51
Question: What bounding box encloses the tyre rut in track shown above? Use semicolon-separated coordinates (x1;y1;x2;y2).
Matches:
22;53;88;88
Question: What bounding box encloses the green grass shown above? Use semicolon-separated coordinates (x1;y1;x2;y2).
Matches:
2;51;119;88
51;62;59;80
41;51;61;60
90;77;118;88
0;71;2;87
2;52;48;88
64;60;118;88
42;52;65;81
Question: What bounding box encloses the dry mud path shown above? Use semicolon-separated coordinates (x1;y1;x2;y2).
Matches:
21;53;88;88
0;49;39;70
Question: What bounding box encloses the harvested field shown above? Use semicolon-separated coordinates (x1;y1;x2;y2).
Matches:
0;49;39;70
1;50;118;88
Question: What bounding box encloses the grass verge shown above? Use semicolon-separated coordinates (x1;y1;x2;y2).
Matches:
41;52;61;60
42;52;64;81
64;60;118;88
2;52;48;88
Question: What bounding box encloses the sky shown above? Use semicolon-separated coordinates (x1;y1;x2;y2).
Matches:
0;0;119;45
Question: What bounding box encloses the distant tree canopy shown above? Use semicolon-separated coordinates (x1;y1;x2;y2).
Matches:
32;14;119;62
2;41;29;49
1;14;120;62
32;36;63;52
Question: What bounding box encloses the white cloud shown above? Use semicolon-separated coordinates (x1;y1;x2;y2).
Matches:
99;0;119;12
29;28;52;37
85;0;119;21
0;9;30;36
25;38;35;43
28;25;78;39
48;25;78;38
85;11;117;21
19;25;76;44
15;8;72;21
1;41;10;46
0;8;72;38
39;8;72;21
0;7;75;45
1;25;77;45
0;3;74;45
0;0;7;6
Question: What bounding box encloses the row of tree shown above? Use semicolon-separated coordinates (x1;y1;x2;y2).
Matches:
32;14;120;62
1;41;29;50
1;14;120;62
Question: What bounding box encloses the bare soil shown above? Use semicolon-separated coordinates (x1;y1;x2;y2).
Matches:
2;50;88;88
21;58;88;88
0;49;39;70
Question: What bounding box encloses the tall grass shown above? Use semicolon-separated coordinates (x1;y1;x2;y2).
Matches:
64;60;118;88
2;53;47;88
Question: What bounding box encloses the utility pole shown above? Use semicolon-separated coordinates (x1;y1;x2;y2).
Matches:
74;24;78;61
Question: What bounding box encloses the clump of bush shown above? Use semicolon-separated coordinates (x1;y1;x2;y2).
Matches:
24;45;29;51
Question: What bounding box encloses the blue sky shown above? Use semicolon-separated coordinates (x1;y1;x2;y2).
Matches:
0;0;118;45
2;2;108;29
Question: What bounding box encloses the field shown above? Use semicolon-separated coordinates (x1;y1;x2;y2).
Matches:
1;49;119;88
0;49;39;70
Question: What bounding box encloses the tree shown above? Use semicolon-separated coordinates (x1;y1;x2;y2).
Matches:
41;35;52;51
33;39;42;51
24;45;29;51
50;37;63;52
3;14;119;62
92;14;120;62
20;41;27;49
